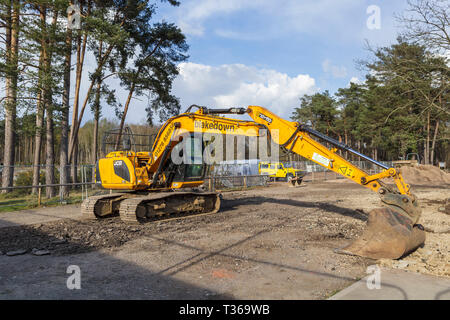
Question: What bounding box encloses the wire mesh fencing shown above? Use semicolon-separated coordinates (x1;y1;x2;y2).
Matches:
288;160;393;183
0;159;394;211
204;175;270;191
0;164;107;211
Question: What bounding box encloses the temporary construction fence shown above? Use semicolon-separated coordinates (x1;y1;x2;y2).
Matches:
209;159;394;184
0;164;105;210
289;160;394;183
204;175;270;191
0;160;395;210
0;164;97;187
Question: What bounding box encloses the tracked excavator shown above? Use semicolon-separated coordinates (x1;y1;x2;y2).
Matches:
82;105;426;260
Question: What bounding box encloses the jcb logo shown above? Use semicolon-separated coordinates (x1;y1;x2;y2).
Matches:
113;160;123;167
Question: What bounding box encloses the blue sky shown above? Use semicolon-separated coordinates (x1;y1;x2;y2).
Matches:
90;0;412;124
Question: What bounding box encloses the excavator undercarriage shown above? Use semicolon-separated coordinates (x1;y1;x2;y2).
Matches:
82;192;220;223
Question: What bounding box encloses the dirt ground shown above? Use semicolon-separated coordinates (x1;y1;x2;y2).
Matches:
0;180;448;299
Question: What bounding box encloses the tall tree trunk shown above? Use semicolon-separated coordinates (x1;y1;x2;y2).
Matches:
423;125;427;165
71;142;78;185
32;36;46;194
69;1;88;185
2;1;19;193
44;10;58;198
60;21;73;197
426;111;430;164
344;129;348;159
32;95;44;193
93;81;101;164
69;1;91;176
70;35;82;185
45;108;55;198
92;39;103;164
430;120;439;166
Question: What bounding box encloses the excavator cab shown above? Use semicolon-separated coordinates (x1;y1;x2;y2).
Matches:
162;134;209;188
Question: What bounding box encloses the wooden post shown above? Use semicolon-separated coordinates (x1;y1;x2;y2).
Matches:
81;166;85;201
38;183;42;206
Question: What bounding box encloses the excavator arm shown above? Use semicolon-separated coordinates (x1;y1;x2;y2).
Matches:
248;106;409;194
246;106;421;223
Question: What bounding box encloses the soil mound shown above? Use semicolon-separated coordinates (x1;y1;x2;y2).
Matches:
399;165;450;185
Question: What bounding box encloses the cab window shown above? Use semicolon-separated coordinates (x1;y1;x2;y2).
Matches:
278;165;283;170
185;164;203;178
261;164;269;169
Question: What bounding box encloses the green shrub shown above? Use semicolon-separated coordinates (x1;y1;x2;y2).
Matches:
15;170;45;187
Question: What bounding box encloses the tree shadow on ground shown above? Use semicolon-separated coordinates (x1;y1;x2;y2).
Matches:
221;196;368;221
0;218;232;300
146;223;412;300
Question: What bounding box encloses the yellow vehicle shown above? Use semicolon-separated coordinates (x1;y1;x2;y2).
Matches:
258;162;305;183
83;105;426;259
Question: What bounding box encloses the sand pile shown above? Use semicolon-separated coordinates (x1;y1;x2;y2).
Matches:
399;165;450;185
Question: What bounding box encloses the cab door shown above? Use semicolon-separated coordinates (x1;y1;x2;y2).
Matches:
259;163;270;176
276;164;286;178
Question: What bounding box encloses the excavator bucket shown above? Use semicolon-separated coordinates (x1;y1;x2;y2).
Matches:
337;206;426;260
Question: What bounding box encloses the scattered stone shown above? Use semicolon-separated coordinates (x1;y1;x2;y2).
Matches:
31;248;50;256
396;260;410;269
6;249;28;256
418;248;432;257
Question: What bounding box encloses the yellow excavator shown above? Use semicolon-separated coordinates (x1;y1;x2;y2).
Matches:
82;105;425;260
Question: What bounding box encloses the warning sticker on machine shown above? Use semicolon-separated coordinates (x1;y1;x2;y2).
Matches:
312;153;330;167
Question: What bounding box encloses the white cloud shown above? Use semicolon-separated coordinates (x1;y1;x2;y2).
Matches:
348;76;364;86
173;62;317;119
176;0;254;36
322;59;348;78
173;0;360;39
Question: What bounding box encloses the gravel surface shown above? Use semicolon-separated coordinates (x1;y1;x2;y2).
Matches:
0;180;448;299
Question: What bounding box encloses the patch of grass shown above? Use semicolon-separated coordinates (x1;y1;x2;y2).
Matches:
325;288;342;299
0;191;85;213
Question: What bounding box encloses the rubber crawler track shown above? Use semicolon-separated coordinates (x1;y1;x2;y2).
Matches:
81;192;221;224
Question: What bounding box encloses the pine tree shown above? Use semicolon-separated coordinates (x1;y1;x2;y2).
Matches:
0;0;20;193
